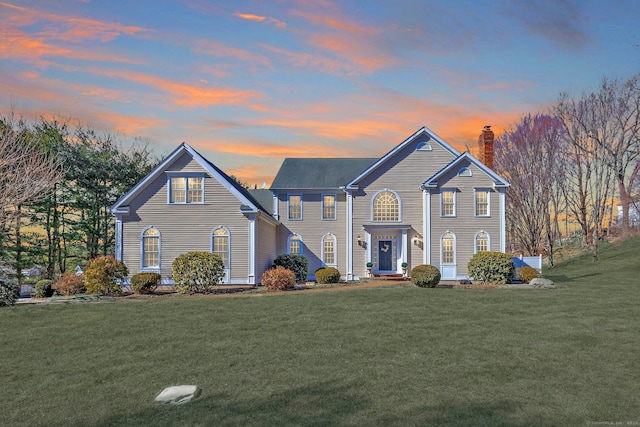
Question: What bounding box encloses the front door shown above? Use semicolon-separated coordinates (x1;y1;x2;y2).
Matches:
378;240;393;271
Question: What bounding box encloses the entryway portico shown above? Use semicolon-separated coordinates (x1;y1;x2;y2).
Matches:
361;225;410;275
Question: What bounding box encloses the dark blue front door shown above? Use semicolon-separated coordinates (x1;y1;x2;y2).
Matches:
378;240;393;271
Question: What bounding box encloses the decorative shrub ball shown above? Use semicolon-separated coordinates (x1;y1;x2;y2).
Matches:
315;267;341;284
273;254;309;283
467;251;515;285
35;279;54;298
516;266;541;284
130;272;161;294
410;264;441;288
172;252;225;294
84;256;128;295
261;266;296;291
53;271;86;296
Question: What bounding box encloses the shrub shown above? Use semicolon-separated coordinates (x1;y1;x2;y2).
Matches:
261;266;296;291
53;271;85;296
273;254;308;282
84;256;128;295
517;266;541;284
172;251;225;294
467;251;515;285
410;264;441;288
315;267;341;284
0;280;19;307
130;272;161;294
35;279;54;298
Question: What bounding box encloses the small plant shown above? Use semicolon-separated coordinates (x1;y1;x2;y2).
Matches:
315;267;341;284
35;279;54;298
517;267;541;283
172;251;225;294
366;262;373;268
130;272;161;294
84;256;128;295
273;254;308;282
467;251;515;285
410;264;441;288
53;271;85;296
261;266;296;291
0;280;19;307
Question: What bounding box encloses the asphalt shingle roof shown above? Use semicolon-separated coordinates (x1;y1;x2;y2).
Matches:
270;158;378;189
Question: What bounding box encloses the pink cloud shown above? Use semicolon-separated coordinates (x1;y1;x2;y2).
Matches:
234;12;286;28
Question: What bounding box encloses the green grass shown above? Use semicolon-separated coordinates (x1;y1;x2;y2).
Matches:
2;238;640;426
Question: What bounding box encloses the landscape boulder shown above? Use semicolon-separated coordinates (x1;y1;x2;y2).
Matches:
530;278;555;288
154;385;201;405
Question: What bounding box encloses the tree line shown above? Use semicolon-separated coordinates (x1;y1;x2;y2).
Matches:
495;73;640;264
0;114;156;284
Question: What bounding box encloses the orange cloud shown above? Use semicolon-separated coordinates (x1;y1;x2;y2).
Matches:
289;9;375;35
234;12;286;28
194;39;271;67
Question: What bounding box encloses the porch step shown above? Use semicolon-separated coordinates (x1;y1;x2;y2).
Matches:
372;273;409;281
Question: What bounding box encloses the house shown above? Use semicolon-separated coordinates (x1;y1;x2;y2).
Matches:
110;125;509;284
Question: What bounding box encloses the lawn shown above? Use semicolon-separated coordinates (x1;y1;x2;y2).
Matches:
2;238;639;426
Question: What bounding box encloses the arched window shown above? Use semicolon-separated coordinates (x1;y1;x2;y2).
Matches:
475;231;490;253
416;141;432;151
142;227;160;269
458;167;472;177
373;190;400;221
288;234;302;255
441;231;455;264
212;227;230;267
322;234;336;266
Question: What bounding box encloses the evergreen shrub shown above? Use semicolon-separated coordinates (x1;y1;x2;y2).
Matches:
273;254;308;282
84;256;128;295
130;272;161;294
35;279;54;298
315;267;341;284
410;264;441;288
0;280;19;307
516;267;541;283
172;251;225;294
467;251;515;285
261;266;296;291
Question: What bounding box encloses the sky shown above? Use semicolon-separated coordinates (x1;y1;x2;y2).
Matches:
1;0;639;187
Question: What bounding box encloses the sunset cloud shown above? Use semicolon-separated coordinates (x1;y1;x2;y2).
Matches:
234;12;286;28
194;39;271;67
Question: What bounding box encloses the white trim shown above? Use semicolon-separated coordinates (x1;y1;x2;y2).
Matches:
474;188;491;217
346;190;354;280
423;188;430;265
140;226;161;272
321;193;337;220
423;152;510;189
211;226;231;283
321;233;337;267
458;167;472;177
167;174;205;204
287;194;303;220
288;233;303;255
499;188;507;252
440;189;456;217
371;188;402;222
474;230;491;254
248;214;257;285
416;141;432;151
115;214;123;262
440;230;456;279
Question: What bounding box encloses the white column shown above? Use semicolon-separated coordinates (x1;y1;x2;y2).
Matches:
272;194;279;220
423;188;431;265
115;214;123;262
346;190;354;280
499;188;506;252
401;229;407;273
248;214;256;285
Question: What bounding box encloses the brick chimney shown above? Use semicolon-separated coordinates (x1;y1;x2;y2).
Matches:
478;125;494;169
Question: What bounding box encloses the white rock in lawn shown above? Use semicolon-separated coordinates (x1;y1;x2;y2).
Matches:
154;385;201;404
530;278;554;288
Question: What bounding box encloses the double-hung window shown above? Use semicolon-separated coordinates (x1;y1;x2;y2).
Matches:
475;189;490;217
322;234;336;266
169;175;204;204
288;195;302;220
322;195;336;220
441;190;456;217
142;227;160;269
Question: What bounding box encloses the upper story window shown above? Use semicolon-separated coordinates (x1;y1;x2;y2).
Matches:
169;175;204;204
458;167;472;177
475;189;490;217
212;227;230;268
142;227;160;269
441;190;456;217
373;190;399;221
288;195;302;220
322;233;336;266
416;141;432;151
322;195;336;220
288;234;302;254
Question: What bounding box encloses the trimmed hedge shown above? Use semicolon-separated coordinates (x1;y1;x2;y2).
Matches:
172;251;225;294
467;251;515;285
273;254;308;282
84;256;128;295
315;267;341;284
410;264;441;288
262;266;296;291
130;272;161;294
35;279;54;298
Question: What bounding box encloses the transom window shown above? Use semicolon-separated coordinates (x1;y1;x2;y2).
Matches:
288;195;302;220
475;190;490;216
142;227;160;269
288;234;302;254
373;190;399;221
322;195;336;220
441;190;456;217
169;176;203;204
476;231;489;253
322;234;336;266
442;232;455;264
212;228;230;267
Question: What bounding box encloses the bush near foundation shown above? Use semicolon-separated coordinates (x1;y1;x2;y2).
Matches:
53;271;85;296
84;256;128;295
172;252;225;294
273;254;308;282
262;266;296;291
35;279;54;298
516;267;541;283
467;251;515;285
130;272;161;294
410;265;441;288
315;267;341;284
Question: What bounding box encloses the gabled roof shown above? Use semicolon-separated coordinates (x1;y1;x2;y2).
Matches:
110;142;277;222
422;151;510;188
270;158;378;190
345;126;460;189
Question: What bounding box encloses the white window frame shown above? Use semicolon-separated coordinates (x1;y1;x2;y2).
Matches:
474;188;491;217
288;194;302;220
167;173;205;204
475;230;490;254
371;189;401;222
322;233;337;266
441;231;456;265
416;141;432;151
440;189;456;217
211;227;230;268
288;234;303;255
458;167;472;177
322;194;337;220
141;226;161;271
